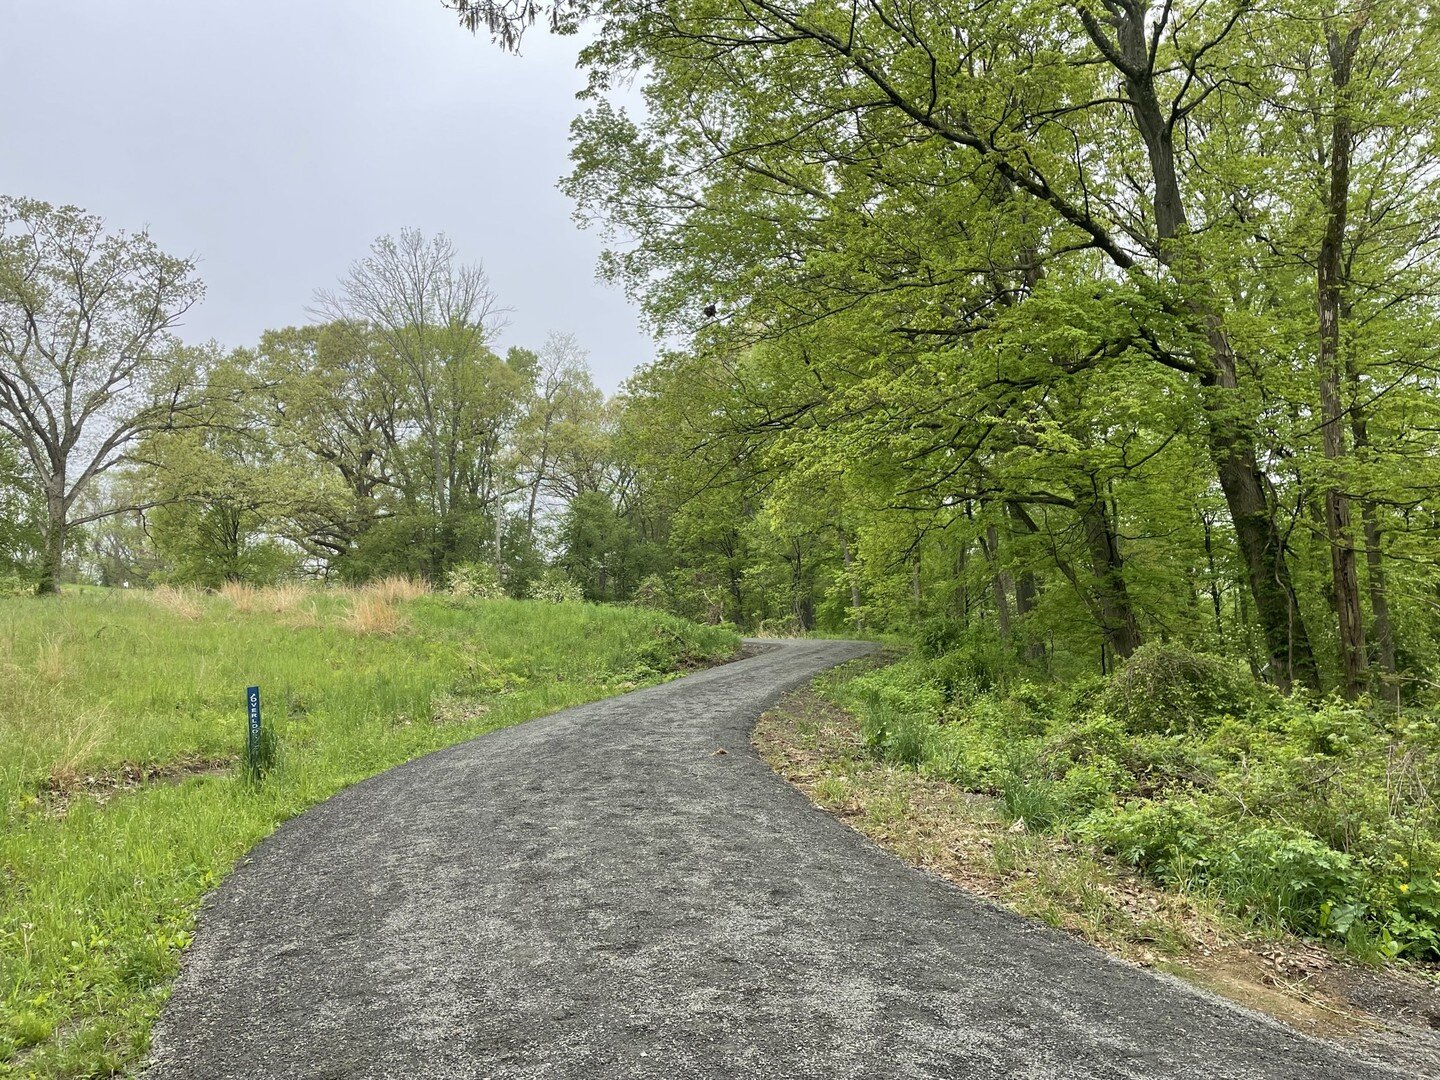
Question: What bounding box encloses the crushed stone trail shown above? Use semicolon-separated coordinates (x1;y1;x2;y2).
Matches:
151;639;1396;1079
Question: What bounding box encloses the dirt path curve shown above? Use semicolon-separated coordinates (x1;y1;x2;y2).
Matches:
150;639;1397;1079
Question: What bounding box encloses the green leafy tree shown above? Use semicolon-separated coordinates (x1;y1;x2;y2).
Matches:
0;197;206;593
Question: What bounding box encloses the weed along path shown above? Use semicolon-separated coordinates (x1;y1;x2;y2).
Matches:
151;640;1399;1080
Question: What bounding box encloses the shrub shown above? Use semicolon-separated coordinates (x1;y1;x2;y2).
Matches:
0;570;36;597
445;562;506;600
922;722;999;788
1210;826;1360;936
1380;868;1440;959
831;645;1440;960
850;664;941;769
1076;797;1216;881
847;660;945;717
526;569;584;604
926;633;1011;694
915;616;964;659
1100;642;1254;736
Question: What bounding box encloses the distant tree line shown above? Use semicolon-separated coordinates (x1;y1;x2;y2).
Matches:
0;202;646;601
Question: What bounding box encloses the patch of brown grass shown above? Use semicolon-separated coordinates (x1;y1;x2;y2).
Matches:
41;713;105;794
149;585;205;620
429;693;491;726
365;576;429;604
217;581;310;614
344;594;407;636
216;581;259;611
42;752;236;817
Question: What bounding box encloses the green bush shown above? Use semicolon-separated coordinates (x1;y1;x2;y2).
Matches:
997;743;1060;830
0;571;36;597
1210;826;1359;935
858;699;930;767
1077;797;1216;881
926;634;1011;694
827;648;1440;959
526;569;584;604
446;562;506;600
1100;642;1256;736
914;616;963;659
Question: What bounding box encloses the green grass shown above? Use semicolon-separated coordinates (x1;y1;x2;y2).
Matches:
0;584;737;1078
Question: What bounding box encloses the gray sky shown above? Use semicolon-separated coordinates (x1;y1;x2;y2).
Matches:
2;0;648;390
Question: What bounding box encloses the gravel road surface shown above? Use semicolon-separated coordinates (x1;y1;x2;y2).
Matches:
149;638;1399;1079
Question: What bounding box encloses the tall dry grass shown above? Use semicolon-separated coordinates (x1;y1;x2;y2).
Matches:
42;713;106;792
218;581;308;614
344;594;408;636
365;576;429;604
149;585;205;620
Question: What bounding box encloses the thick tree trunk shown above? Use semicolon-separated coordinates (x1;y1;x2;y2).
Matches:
981;524;1012;641
1101;9;1319;690
37;472;68;595
1214;445;1317;691
1079;495;1142;660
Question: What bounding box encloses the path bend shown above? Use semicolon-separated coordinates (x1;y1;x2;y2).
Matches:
150;638;1397;1079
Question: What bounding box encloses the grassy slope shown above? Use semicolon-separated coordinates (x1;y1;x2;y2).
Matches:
0;586;737;1078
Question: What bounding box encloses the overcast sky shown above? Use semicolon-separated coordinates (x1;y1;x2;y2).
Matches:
2;0;648;390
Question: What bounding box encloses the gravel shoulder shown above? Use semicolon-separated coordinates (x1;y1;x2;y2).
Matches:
150;639;1405;1079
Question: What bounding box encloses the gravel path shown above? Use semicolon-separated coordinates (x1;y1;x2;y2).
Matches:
150;639;1398;1079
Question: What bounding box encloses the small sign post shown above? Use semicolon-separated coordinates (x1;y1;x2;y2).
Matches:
246;685;261;774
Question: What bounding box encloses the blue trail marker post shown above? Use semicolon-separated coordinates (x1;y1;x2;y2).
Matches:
246;685;261;773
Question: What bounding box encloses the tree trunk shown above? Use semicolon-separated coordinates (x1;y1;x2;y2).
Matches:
1202;513;1224;641
494;504;504;582
981;524;1012;641
789;539;814;631
1346;322;1398;700
38;487;66;596
1006;503;1044;661
841;536;863;629
1360;504;1397;697
1079;494;1142;660
954;536;970;627
1317;18;1369;698
1099;8;1320;691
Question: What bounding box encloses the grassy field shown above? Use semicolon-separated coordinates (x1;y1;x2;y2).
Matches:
0;583;737;1078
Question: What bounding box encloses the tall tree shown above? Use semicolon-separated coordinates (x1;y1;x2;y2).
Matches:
0;197;205;594
313;229;505;522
